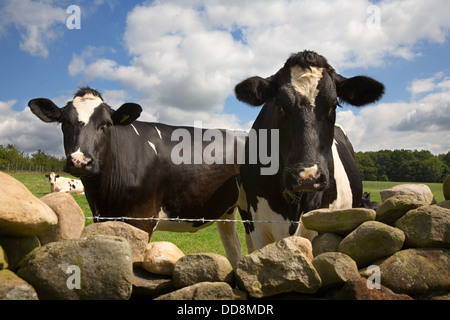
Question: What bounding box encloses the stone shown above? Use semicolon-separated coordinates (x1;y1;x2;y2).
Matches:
312;252;359;289
0;171;58;237
444;175;450;201
301;208;376;235
0;269;38;300
131;266;175;298
377;248;450;295
437;200;450;210
173;253;234;288
278;236;313;262
395;205;450;249
81;221;149;262
338;221;405;267
0;235;40;270
312;233;343;257
375;195;427;225
155;281;234;300
380;183;435;204
330;277;413;300
142;241;184;275
235;241;321;298
38;192;85;244
17;235;133;300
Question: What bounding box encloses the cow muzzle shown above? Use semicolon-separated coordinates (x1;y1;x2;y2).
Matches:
285;164;327;193
65;151;93;177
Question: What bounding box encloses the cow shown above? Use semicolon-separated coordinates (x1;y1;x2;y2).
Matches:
28;87;244;268
234;50;385;252
46;171;85;194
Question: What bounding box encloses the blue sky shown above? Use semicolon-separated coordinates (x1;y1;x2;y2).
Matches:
1;0;449;156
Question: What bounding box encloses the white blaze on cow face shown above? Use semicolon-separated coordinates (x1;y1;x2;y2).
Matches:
290;66;323;106
72;93;103;125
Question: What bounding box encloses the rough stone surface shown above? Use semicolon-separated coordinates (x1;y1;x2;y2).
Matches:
375;195;427;225
173;253;234;288
378;248;450;295
395;205;450;248
17;235;133;300
330;277;413;300
81;221;149;262
235;241;321;298
278;236;313;262
380;183;435;204
338;221;405;267
0;171;58;237
301;208;376;235
0;269;38;300
312;233;343;256
131;266;174;298
312;252;360;288
0;235;40;270
142;241;184;275
155;281;234;300
38;192;85;244
0;244;7;270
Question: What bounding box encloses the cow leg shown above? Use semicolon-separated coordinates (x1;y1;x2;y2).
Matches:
216;208;241;269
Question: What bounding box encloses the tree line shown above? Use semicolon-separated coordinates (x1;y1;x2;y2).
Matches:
0;144;65;173
1;143;449;183
355;149;450;183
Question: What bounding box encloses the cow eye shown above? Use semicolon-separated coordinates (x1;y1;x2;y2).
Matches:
99;121;113;132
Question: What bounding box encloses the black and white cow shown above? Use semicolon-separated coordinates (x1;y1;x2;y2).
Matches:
235;50;384;252
46;171;85;194
29;88;244;267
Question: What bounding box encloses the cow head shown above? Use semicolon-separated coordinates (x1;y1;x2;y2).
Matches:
29;87;142;177
235;50;384;196
45;172;59;185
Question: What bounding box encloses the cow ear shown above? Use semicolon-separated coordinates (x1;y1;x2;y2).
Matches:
335;75;385;107
235;76;276;106
28;98;62;123
111;103;143;125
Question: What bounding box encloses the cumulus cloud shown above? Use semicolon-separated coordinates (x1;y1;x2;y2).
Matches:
0;0;66;57
337;72;450;155
69;0;450;130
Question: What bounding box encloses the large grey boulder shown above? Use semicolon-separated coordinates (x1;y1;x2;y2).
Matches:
338;221;405;267
17;235;133;300
378;248;450;295
375;194;427;225
0;269;38;300
173;253;234;288
395;205;450;248
301;208;376;235
380;184;435;204
235;240;321;298
312;252;359;289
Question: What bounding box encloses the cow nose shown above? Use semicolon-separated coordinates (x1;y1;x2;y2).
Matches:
299;165;319;180
70;151;91;168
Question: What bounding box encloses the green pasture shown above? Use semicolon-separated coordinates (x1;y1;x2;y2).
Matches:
7;172;446;257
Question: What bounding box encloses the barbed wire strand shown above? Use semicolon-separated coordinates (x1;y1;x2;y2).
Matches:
85;216;300;225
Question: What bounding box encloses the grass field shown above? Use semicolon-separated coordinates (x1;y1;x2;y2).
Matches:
7;171;445;256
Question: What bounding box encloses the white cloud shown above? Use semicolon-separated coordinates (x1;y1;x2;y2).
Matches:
337;73;450;155
0;0;66;57
67;0;450;132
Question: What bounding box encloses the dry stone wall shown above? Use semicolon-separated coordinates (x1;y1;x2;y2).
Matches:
1;170;449;300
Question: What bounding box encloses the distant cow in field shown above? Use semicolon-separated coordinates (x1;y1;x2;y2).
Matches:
235;50;385;252
46;172;85;194
29;88;244;267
